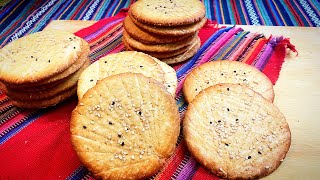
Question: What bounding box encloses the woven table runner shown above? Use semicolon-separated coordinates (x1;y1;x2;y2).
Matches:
0;9;297;180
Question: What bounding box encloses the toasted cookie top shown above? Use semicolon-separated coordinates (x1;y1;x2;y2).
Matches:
129;0;206;26
71;73;180;180
183;60;275;103
183;84;291;179
0;30;83;84
77;51;167;100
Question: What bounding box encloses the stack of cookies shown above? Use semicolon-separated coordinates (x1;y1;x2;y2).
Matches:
182;60;291;179
0;30;90;108
123;0;206;64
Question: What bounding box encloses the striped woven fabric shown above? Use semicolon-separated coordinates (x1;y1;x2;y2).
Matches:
0;0;319;48
0;9;297;179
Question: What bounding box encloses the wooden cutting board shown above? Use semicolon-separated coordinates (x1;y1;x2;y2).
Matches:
45;20;320;179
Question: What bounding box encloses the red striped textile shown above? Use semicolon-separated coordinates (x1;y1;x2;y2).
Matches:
0;9;297;180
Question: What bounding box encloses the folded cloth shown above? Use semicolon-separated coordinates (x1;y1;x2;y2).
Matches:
0;8;297;180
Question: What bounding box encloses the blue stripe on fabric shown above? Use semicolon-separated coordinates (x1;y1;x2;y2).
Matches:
51;0;73;20
0;110;45;145
290;0;312;26
0;0;36;37
204;0;212;20
0;0;20;21
255;0;273;25
267;0;285;25
226;0;236;24
262;0;279;25
30;0;67;33
73;1;93;20
66;165;90;180
277;0;299;26
176;26;233;78
60;1;82;20
92;0;110;20
214;0;223;23
221;0;231;24
311;0;320;12
274;0;295;26
249;0;263;24
235;0;247;24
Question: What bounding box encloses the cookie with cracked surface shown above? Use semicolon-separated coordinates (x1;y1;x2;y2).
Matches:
71;73;180;180
183;60;275;103
183;83;291;179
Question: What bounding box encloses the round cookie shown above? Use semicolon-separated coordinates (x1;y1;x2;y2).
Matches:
130;14;206;36
123;16;193;44
161;36;200;64
152;58;178;95
183;60;275;103
122;37;189;59
0;30;83;84
129;0;206;26
5;43;90;89
71;73;180;180
5;58;90;100
11;86;77;109
183;84;291;179
122;30;196;53
77;51;166;99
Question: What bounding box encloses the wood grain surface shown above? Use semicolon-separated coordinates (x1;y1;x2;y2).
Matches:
45;20;320;180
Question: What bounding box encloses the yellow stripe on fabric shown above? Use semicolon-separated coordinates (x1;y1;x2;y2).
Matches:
219;0;226;24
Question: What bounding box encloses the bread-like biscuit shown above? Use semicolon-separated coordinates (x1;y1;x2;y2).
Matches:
183;84;291;179
11;86;77;108
77;51;166;100
122;30;196;53
123;16;193;44
0;30;83;84
129;0;206;26
151;58;177;95
183;60;275;103
123;37;192;59
5;58;90;100
4;43;90;90
71;73;180;180
130;14;206;36
161;36;200;64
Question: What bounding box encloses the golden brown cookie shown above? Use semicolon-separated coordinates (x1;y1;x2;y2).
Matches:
161;35;200;64
123;16;193;44
71;73;180;180
11;86;77;109
183;60;275;103
77;51;166;99
130;14;206;36
152;57;177;95
183;84;291;179
0;30;84;84
129;0;206;26
122;30;196;53
5;58;90;100
122;37;189;59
